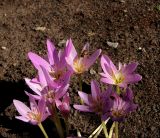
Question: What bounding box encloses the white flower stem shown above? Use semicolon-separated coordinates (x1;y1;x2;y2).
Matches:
88;118;110;138
38;123;48;138
54;109;64;138
102;120;109;138
116;86;120;95
115;122;119;138
93;124;103;138
108;122;115;138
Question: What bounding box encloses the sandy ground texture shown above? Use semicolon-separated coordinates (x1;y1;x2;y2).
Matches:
0;0;160;138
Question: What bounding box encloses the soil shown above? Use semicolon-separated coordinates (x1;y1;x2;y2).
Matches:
0;0;160;138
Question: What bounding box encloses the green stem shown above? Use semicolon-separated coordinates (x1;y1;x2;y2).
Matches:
79;75;84;104
38;123;49;138
116;86;120;95
65;119;69;137
102;120;108;138
115;122;119;138
77;129;82;137
52;105;64;138
79;74;82;91
93;124;103;138
89;118;110;138
108;122;115;138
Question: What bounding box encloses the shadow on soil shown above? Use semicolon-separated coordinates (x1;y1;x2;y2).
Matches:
0;80;57;138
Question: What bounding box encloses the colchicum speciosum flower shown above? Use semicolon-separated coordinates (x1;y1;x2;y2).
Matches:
106;88;138;122
28;39;72;86
13;96;50;125
100;55;142;88
65;38;101;74
74;80;112;119
25;66;69;106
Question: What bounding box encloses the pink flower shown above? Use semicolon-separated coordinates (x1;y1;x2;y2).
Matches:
25;66;69;106
65;39;101;74
13;96;50;125
103;88;138;122
28;39;71;86
100;55;142;88
56;93;70;119
74;80;112;118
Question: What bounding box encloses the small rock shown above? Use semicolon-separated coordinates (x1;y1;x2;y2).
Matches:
138;47;142;50
120;0;125;3
35;26;46;31
123;9;127;13
90;68;96;75
107;41;119;48
151;126;156;131
1;46;7;50
58;39;67;47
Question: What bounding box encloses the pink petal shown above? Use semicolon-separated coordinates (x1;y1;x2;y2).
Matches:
65;57;74;71
73;105;93;112
65;38;77;61
91;80;100;100
38;98;46;118
118;83;127;88
63;93;70;104
58;49;66;68
56;84;69;99
39;66;57;88
55;99;62;108
13;100;31;117
28;52;50;71
125;74;142;83
29;96;38;112
100;77;115;85
25;91;41;100
81;43;89;53
123;88;133;101
25;78;42;95
85;49;101;69
41;111;50;122
15;116;29;122
101;55;117;74
78;91;91;105
122;63;138;74
46;39;56;65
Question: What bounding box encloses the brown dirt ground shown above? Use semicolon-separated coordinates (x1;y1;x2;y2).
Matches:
0;0;160;138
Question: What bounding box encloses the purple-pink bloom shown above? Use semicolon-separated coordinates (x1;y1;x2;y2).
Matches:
56;93;70;119
74;80;112;118
25;66;69;106
13;96;50;125
28;39;71;86
100;55;142;88
65;39;101;74
106;88;138;122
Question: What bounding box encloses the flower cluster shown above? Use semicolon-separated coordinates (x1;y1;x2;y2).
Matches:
13;38;141;138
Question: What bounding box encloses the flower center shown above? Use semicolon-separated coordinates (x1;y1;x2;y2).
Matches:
27;109;41;122
73;58;85;74
91;97;104;115
111;108;125;118
49;69;63;80
114;72;125;84
44;90;55;103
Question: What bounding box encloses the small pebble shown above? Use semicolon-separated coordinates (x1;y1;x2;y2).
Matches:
138;47;142;50
35;26;46;31
89;68;96;75
1;46;7;50
123;9;127;13
120;0;125;3
58;39;67;47
107;41;118;48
